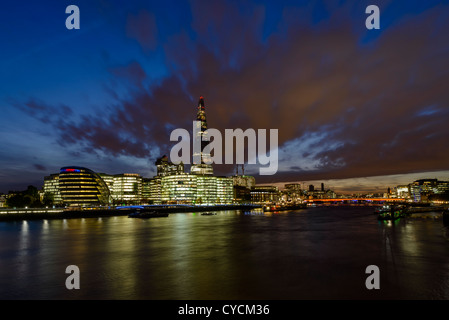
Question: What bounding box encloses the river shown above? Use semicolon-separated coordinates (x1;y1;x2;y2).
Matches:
1;206;448;300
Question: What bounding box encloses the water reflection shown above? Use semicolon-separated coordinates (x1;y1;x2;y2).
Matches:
0;207;448;299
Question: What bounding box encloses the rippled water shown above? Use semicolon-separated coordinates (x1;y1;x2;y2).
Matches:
1;206;448;300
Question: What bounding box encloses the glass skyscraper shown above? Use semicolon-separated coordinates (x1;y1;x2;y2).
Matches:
190;96;214;176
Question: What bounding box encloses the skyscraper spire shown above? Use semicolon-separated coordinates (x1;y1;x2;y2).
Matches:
191;95;213;175
197;96;207;132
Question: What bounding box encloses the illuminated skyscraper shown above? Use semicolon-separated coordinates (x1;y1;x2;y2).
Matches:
191;96;214;175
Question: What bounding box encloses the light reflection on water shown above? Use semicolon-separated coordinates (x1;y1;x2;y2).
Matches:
0;207;448;299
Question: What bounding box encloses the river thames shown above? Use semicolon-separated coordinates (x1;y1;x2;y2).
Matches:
1;206;448;300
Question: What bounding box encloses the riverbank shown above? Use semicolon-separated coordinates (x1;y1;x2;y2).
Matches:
0;204;261;222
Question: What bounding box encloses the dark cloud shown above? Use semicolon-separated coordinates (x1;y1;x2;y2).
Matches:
16;99;73;124
16;1;449;184
108;61;147;88
33;164;47;171
126;10;158;51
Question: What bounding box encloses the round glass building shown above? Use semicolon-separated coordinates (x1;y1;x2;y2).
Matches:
59;166;111;207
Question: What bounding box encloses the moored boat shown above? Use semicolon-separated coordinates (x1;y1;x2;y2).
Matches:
377;205;405;221
374;204;391;214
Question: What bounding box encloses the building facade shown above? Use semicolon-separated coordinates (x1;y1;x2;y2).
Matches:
151;173;233;205
283;183;303;202
0;194;6;208
407;179;449;202
251;185;280;204
59;166;111;207
395;185;410;199
43;173;63;204
160;173;198;204
410;179;438;202
231;174;255;203
112;173;142;205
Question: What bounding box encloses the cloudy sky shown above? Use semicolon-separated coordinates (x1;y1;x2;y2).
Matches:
1;0;448;194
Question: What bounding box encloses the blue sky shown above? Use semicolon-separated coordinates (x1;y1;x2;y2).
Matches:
1;0;449;193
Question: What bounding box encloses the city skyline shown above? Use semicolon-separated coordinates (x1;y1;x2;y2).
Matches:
6;162;449;196
1;1;449;194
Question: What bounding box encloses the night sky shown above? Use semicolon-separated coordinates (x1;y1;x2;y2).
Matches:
1;0;449;194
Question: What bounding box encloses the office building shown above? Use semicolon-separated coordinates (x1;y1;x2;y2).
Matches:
190;96;214;176
112;173;142;205
43;173;63;204
251;185;280;204
59;166;111;207
410;179;438;202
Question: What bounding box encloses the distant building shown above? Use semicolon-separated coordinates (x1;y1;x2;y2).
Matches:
141;178;152;204
409;179;438;202
160;173;197;204
436;180;449;194
0;194;6;208
156;155;185;176
395;185;410;199
405;179;449;202
232;174;256;189
232;174;255;203
216;176;234;204
233;185;251;203
148;163;234;205
43;173;63;204
251;185;280;204
112;173;142;205
304;183;336;199
325;190;337;199
284;183;303;202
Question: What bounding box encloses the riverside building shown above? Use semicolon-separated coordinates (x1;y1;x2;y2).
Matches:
231;168;255;203
250;185;280;204
408;179;449;202
43;173;63;205
58;166;111;207
112;173;142;205
148;161;233;205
